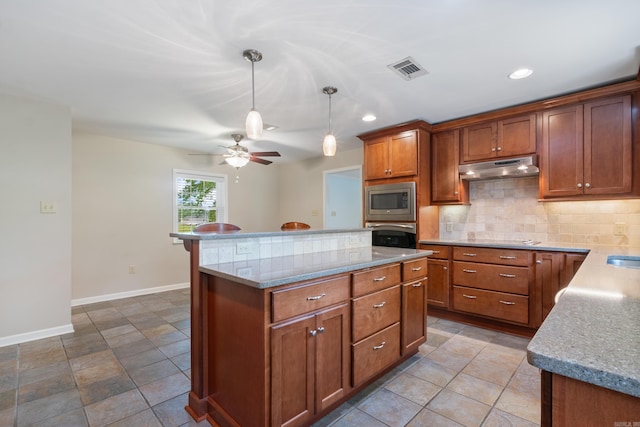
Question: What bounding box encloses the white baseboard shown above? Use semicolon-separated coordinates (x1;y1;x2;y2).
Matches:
0;324;74;348
71;282;190;307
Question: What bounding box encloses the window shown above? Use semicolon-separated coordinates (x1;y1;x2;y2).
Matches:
173;169;227;234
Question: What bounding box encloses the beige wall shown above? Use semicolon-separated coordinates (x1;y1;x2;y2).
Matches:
72;133;281;301
277;148;363;229
0;93;72;342
440;176;640;246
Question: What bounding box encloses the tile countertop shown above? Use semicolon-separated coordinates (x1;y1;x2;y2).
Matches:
199;246;432;289
420;238;640;398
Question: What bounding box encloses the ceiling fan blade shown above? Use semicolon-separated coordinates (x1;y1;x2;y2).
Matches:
188;153;215;156
250;156;273;165
250;151;281;157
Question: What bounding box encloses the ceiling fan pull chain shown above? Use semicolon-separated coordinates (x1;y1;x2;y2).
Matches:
235;169;240;184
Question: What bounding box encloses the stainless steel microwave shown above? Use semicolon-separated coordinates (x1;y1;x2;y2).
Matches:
365;182;416;222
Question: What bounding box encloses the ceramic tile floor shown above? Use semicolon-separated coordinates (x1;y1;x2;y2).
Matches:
0;288;540;427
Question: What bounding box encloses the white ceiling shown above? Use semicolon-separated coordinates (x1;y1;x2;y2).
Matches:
1;0;639;163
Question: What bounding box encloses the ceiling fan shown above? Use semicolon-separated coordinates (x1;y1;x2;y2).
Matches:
221;133;281;166
189;133;281;166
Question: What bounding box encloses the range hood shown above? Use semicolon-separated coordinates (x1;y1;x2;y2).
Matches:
459;156;539;180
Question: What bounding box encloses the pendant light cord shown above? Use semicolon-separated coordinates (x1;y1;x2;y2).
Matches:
328;93;332;133
251;59;256;110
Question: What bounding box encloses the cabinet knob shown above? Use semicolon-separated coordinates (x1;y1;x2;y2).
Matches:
310;329;317;336
454;191;459;195
536;260;542;264
577;183;583;188
492;148;496;152
317;327;325;333
497;147;502;151
443;266;448;270
585;182;591;188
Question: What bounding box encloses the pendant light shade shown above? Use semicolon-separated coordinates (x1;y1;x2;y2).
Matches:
243;49;263;140
322;86;338;157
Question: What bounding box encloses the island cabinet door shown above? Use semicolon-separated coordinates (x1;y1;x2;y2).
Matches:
271;303;350;427
401;279;426;355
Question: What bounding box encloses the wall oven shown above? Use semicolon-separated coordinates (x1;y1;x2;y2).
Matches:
366;222;417;249
364;182;416;222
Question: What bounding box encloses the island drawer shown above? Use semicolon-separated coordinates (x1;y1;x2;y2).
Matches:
419;245;450;260
271;275;350;322
352;285;400;342
452;285;529;324
352;264;401;298
402;258;428;282
453;247;533;267
352;322;400;386
452;261;529;295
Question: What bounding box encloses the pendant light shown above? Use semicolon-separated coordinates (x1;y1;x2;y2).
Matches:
243;49;263;140
322;86;337;156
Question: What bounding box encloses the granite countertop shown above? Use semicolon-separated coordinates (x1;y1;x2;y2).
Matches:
199;246;431;289
421;238;640;398
171;227;367;240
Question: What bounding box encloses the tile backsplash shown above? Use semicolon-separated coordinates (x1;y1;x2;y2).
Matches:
440;176;640;246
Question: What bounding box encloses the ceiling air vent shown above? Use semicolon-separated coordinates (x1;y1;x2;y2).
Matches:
387;56;428;81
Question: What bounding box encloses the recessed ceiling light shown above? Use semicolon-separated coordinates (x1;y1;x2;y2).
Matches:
362;114;377;122
509;68;533;80
263;124;278;131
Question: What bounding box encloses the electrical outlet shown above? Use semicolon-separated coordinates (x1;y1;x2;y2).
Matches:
236;242;251;255
446;222;453;232
128;265;136;274
40;201;57;213
614;222;627;236
311;209;319;216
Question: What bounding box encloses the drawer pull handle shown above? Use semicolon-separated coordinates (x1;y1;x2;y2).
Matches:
432;250;440;254
412;282;422;288
499;256;517;260
411;266;423;271
306;293;326;301
373;276;387;282
462;294;477;299
499;300;516;305
499;273;517;278
373;341;386;350
462;253;477;257
317;327;325;333
462;269;477;273
373;301;386;308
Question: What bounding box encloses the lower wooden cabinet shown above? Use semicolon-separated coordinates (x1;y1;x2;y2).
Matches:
401;279;427;355
542;371;640;426
535;252;586;322
271;303;350;427
419;245;450;308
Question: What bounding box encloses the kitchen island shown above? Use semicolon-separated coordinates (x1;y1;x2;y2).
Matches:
171;228;431;427
419;238;640;425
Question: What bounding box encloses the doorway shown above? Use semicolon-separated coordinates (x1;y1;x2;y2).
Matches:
323;166;362;229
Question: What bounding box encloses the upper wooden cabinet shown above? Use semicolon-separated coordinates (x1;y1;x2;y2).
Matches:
461;114;536;163
363;130;418;180
431;130;468;204
540;95;632;199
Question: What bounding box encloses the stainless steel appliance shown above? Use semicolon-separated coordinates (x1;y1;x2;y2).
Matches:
364;181;416;222
366;222;417;249
458;155;539;180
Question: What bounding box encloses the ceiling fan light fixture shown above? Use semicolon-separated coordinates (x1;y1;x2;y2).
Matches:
243;49;264;139
225;155;250;168
322;86;338;157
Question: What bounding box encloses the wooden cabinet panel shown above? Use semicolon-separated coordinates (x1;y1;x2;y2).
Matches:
426;258;449;308
352;264;401;297
549;373;640;425
352;323;400;386
453;261;529;295
352;285;400;342
272;276;350;322
461;114;536;162
363;136;390;180
541;95;632;199
363;131;418;180
498;114;536;158
271;314;315;427
431;130;468;204
453;246;533;267
402;258;428;281
315;304;351;413
452;285;529;324
462;122;497;162
584;95;632;195
401;279;426;355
